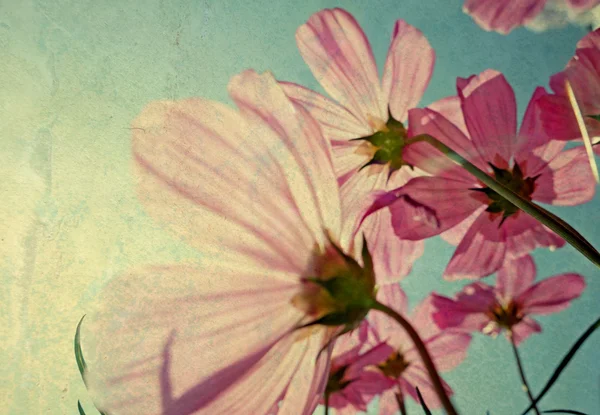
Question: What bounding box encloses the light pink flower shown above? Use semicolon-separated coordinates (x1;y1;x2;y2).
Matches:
463;0;600;34
281;8;438;283
539;28;600;150
320;322;395;415
367;285;471;411
432;255;586;345
366;69;596;280
80;70;377;415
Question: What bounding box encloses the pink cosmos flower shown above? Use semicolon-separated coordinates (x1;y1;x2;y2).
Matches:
80;70;378;415
364;285;471;412
463;0;600;34
320;322;396;415
281;8;439;283
539;28;600;154
366;69;596;280
431;255;586;345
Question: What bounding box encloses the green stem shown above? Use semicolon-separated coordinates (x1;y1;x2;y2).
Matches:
510;333;541;415
324;391;329;415
396;389;408;415
409;134;600;269
371;301;459;415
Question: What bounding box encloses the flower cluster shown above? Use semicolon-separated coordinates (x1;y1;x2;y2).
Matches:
77;7;597;415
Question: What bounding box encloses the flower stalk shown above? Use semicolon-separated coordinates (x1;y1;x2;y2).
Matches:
407;133;600;269
510;333;541;415
371;300;459;415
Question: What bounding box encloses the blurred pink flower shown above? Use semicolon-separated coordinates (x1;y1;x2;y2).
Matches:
81;70;377;415
539;28;600;151
281;8;439;283
366;69;596;280
367;285;471;411
320;322;396;415
463;0;600;34
432;255;586;345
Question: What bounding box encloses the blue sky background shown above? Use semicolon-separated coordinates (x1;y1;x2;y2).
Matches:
1;1;598;414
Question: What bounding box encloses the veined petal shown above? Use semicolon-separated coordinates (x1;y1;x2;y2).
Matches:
532;146;596;206
228;70;342;246
426;95;469;136
281;81;371;140
496;255;536;300
431;284;496;332
381;19;435;122
296;8;386;126
83;265;303;415
517;273;586;315
132;97;315;273
504;215;565;259
577;27;600;49
510;317;542;345
410;295;443;339
400;364;453;409
369;283;411;350
457;69;518;167
444;211;507;280
386;177;482;241
463;0;546;34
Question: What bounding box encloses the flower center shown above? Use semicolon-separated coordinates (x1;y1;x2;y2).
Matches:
471;162;539;225
356;113;411;176
486;300;523;329
291;236;377;333
377;350;410;379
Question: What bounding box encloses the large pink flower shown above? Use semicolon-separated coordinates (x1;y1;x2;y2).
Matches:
365;285;471;412
367;69;596;280
320;322;395;415
80;70;378;415
432;255;586;345
463;0;600;34
281;8;437;283
539;28;600;152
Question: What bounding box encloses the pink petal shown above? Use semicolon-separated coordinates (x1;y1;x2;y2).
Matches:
404;331;471;372
431;283;496;332
444;211;507;280
567;0;600;11
510;316;542;345
406;107;487;176
496;255;537;300
463;0;546;34
228;70;342;243
132;98;314;273
410;295;444;339
457;69;518;166
377;389;400;415
538;93;585;141
83;266;304;415
345;342;395;380
369;284;411;349
296;8;386;126
515;87;556;163
280;81;371;140
504;216;565;259
385;177;483;241
532;146;596;206
577;27;600;49
517;273;586;315
426;95;469;136
440;208;483;246
381;19;435;122
361;206;425;284
400;364;453;409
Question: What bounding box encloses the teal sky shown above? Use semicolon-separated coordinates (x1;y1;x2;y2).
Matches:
1;1;599;414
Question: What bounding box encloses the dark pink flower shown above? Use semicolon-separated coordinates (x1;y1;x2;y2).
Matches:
320;322;396;415
539;28;600;150
367;69;595;280
463;0;600;34
80;70;377;415
432;255;586;345
367;285;471;411
281;8;440;283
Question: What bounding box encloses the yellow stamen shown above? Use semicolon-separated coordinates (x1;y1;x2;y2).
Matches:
565;79;599;183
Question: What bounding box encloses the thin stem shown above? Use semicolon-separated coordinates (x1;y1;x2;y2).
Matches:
408;134;600;269
396;389;408;415
372;300;459;415
510;333;541;415
324;391;329;415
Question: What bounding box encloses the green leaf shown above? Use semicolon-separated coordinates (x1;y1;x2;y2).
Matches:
416;387;432;415
521;317;600;415
74;315;87;386
78;401;87;415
